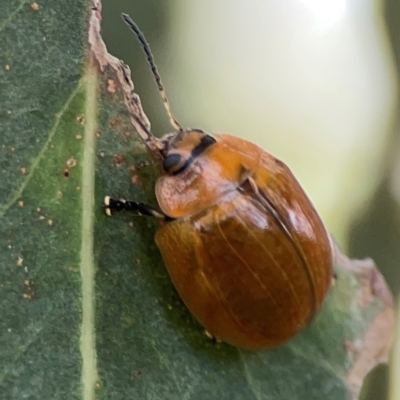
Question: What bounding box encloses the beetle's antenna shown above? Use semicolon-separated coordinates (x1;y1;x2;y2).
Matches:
122;13;183;133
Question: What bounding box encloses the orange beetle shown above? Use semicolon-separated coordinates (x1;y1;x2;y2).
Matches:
104;14;334;350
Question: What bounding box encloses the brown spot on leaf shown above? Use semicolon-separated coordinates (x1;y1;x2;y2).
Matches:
63;157;76;177
109;117;122;129
31;2;40;11
16;256;23;267
76;114;84;124
22;279;35;300
131;174;141;186
66;157;77;168
113;153;125;166
20;167;28;175
107;78;116;94
134;160;154;171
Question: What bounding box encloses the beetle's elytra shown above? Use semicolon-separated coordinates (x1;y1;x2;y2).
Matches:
104;14;334;350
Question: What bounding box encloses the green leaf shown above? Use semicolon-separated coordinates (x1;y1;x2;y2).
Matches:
0;1;393;399
0;0;88;398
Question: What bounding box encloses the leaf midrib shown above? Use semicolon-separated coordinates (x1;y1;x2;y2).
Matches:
79;61;99;400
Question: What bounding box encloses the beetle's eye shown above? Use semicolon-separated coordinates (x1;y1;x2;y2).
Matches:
163;153;187;175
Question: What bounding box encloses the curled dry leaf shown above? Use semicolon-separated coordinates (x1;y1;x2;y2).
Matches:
333;245;394;399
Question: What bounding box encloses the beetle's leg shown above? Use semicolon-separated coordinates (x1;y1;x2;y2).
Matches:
205;330;222;344
103;196;166;219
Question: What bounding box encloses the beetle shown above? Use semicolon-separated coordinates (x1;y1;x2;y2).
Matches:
104;14;334;350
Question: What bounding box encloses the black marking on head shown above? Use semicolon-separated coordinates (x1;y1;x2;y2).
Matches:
191;135;216;159
163;153;185;175
165;134;217;175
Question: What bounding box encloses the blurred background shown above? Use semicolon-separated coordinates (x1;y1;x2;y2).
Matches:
101;0;399;399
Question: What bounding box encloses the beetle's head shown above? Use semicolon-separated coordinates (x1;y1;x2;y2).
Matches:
160;129;217;175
